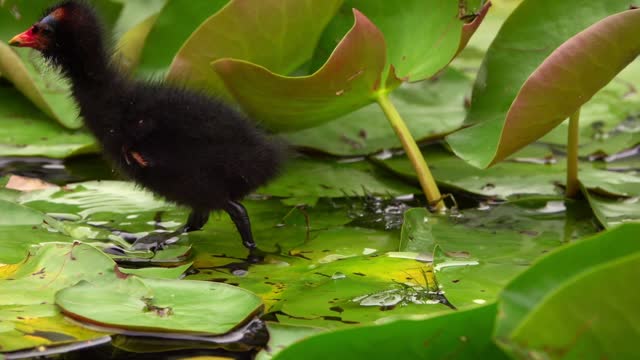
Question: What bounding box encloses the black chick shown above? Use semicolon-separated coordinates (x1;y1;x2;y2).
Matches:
9;0;285;251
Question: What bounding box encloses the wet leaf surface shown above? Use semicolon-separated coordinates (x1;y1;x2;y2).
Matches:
56;277;263;335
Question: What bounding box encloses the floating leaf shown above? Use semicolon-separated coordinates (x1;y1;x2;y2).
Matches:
584;190;640;228
398;203;598;310
448;1;640;168
257;157;419;199
0;243;114;352
0;199;43;226
0;84;97;158
56;277;263;335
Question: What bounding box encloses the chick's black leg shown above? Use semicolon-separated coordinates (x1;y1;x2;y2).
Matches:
183;209;210;232
223;200;256;250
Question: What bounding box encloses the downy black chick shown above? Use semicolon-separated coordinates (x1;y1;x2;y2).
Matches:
9;0;285;251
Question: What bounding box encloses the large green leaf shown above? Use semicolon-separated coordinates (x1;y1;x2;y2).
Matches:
448;1;640;168
132;0;228;77
213;0;487;131
510;253;640;359
56;277;262;335
166;0;342;97
495;224;640;348
0;0;122;129
273;304;507;360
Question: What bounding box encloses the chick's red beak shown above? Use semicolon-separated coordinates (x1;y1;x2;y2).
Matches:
9;27;42;49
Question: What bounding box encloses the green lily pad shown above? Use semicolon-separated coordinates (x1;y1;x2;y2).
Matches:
167;0;342;98
56;277;263;335
379;145;563;199
448;1;640;168
118;262;192;279
0;199;43;226
257;157;419;199
272;304;507;360
401;200;598;311
0;83;97;158
284;68;471;156
19;181;171;219
584;190;640;228
0;243;114;352
496;223;640;358
379;144;640;199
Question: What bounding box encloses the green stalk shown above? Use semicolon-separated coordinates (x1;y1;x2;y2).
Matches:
375;92;445;212
565;109;581;198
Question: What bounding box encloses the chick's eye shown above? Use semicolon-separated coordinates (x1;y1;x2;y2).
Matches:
31;25;40;34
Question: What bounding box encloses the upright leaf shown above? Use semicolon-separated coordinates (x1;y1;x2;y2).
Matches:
448;1;640;168
166;0;343;97
212;0;488;131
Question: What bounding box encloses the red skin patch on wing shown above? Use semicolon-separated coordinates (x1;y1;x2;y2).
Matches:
131;151;149;167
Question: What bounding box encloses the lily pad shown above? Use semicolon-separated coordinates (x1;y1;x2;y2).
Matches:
379;144;640;199
56;277;263;335
584;190;640;228
0;84;97;158
401;200;598;310
448;1;640;168
257;157;419;199
0;243;114;352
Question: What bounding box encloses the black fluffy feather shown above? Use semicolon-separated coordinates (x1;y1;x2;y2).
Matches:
27;0;285;249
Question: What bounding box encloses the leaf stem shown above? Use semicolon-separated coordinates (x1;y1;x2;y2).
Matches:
375;92;445;212
565;109;581;198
